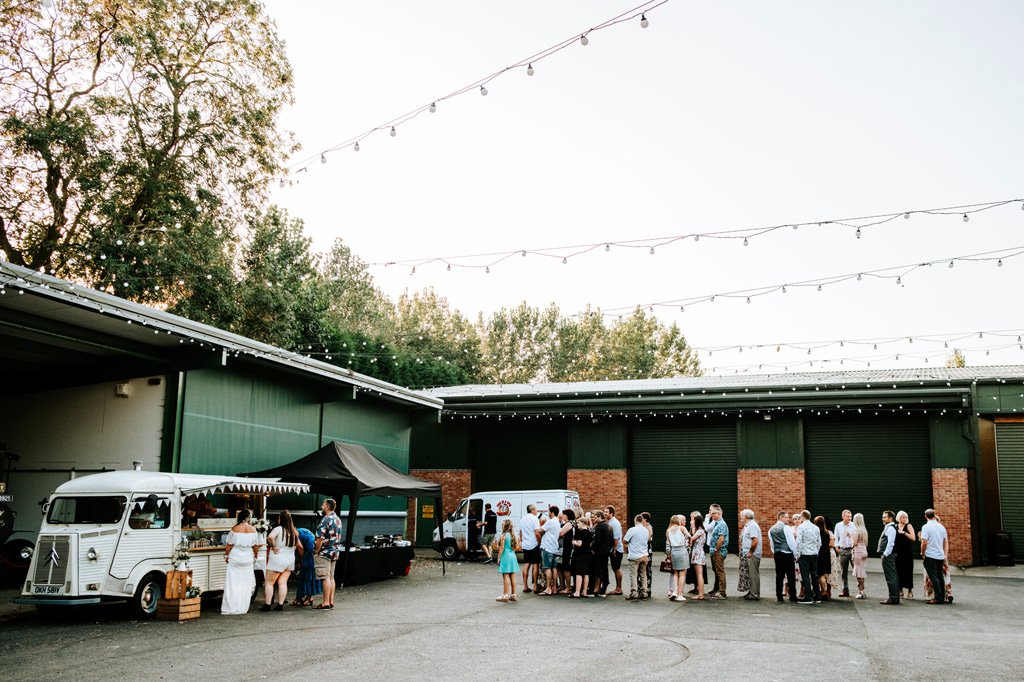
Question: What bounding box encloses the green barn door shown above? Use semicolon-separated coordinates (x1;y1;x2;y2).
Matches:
995;422;1024;561
805;416;932;556
629;422;738;549
473;423;568;492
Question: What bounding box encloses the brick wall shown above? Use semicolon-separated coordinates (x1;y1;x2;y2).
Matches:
737;468;806;557
406;469;472;543
568;468;628;520
932;468;974;566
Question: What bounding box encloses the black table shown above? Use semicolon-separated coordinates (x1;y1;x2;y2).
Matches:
336;546;415;586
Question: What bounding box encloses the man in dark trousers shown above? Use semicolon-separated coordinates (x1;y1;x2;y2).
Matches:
477;503;498;564
590;510;613;596
769;510;798;602
878;510;900;605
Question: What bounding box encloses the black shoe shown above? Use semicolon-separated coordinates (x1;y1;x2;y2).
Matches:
259;604;272;612
273;604;283;611
777;597;785;602
879;599;900;605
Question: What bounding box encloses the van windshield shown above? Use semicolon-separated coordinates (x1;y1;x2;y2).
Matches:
47;496;128;525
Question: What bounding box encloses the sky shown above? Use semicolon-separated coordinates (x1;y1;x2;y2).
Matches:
262;0;1024;377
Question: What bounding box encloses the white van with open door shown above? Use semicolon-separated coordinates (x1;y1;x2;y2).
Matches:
432;489;581;560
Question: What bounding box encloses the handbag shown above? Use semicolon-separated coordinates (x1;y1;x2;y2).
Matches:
659;557;673;573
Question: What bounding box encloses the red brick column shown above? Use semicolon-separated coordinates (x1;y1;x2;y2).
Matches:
406;469;472;543
737;469;806;557
567;469;628;520
932;468;974;566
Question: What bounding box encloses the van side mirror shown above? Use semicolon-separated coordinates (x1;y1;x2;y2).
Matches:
447;512;454;521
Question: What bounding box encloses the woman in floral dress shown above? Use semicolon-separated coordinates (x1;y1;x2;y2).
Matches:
689;513;707;600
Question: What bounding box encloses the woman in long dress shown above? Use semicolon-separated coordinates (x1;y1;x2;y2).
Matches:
895;510;917;599
851;513;869;599
222;509;261;615
261;510;301;611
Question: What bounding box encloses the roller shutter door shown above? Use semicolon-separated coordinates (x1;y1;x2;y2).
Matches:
630;422;738;550
995;422;1024;561
473;423;567;492
805;417;932;556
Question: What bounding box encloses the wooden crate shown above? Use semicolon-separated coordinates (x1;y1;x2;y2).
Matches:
156;597;201;621
165;570;192;599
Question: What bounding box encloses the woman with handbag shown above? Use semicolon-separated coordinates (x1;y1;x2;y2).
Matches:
495;518;521;603
666;515;690;602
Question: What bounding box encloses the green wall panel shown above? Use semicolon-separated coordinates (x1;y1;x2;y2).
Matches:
472;423;568;491
995;422;1024;561
977;383;1024;415
568;423;627;469
410;423;471;469
929;416;973;468
738;415;803;468
178;368;321;476
322;400;413;513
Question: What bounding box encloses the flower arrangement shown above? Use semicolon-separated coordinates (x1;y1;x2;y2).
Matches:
171;543;191;566
251;517;271;535
185;585;202;599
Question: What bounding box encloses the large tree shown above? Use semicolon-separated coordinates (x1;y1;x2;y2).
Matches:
0;0;294;303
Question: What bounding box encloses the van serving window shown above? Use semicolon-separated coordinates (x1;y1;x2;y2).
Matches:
47;496;128;525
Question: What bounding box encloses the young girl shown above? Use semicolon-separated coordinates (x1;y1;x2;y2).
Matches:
496;518;521;603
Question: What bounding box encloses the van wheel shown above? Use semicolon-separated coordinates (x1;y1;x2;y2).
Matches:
441;540;459;561
131;573;164;619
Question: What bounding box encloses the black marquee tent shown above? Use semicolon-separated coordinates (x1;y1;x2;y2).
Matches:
241;441;444;582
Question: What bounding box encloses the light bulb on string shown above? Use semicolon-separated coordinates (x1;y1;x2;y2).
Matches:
521;250;527;257
353;142;360;152
562;257;567;265
446;264;451;271
896;276;902;285
527;64;534;76
963;214;969;223
640;14;649;28
857;273;862;281
743;237;749;247
949;260;954;268
904;212;910;219
485;266;490;274
746;297;751;304
817;284;822;292
649;247;655;255
580;34;589;46
390;127;396;137
998;259;1004;267
429;102;436;113
480;85;488;96
604;243;610;252
856;227;861;239
320;154;326;164
782;285;787;293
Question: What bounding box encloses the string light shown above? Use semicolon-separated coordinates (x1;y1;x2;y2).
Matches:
374;198;1021;273
640;13;649;27
390;127;396;137
287;1;667;169
353;142;360;152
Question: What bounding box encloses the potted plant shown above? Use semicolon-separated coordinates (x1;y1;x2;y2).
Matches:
171;543;191;571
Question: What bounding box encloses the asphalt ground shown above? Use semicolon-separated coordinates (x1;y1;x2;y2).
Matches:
1;553;1022;682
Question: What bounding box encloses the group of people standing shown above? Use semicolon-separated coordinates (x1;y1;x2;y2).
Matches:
220;498;346;615
489;502;953;607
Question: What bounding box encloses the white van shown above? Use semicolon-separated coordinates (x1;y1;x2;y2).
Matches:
15;470;308;617
432;489;581;560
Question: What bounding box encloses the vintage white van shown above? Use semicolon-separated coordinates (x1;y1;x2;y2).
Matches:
432;489;581;559
15;470;308;617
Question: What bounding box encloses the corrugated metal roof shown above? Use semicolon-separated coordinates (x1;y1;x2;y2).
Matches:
0;262;441;410
425;366;1024;400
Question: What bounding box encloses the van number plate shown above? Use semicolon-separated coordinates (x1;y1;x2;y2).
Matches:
33;585;61;594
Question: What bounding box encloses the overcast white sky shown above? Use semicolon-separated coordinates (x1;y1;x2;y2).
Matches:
263;0;1024;376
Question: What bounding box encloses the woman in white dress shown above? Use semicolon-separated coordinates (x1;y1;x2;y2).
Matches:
222;509;260;615
261;510;301;611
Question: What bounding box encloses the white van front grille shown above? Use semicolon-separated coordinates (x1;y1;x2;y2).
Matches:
34;535;71;586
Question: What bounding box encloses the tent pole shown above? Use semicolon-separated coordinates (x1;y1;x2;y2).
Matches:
435;495;445;576
339;489;360;588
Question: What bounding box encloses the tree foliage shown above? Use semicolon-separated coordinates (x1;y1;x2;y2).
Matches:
0;0;294;303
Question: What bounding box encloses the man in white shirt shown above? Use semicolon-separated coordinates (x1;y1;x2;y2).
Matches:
796;510;821;604
878;510;900;605
739;509;762;601
623;514;650;600
920;508;949;605
519;504;541;594
833;509;855;597
605;506;624;596
539;506;562;596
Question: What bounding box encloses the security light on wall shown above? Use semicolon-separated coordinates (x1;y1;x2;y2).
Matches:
115;382;131;399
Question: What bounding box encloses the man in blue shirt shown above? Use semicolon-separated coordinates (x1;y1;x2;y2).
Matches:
920;508;949;605
708;504;729;600
878;510;900;605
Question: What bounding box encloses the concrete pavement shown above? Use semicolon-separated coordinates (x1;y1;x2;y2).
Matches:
1;552;1022;681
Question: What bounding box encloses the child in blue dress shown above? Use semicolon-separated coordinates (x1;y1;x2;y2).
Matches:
496;518;521;603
